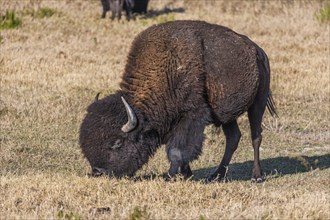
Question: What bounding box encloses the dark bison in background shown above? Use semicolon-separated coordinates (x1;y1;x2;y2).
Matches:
79;20;277;182
101;0;149;21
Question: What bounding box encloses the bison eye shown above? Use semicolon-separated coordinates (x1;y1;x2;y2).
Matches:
111;139;122;149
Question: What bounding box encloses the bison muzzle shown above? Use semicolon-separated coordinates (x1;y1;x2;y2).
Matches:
79;20;277;182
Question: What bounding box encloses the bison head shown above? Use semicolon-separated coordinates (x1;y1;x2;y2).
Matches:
79;91;159;178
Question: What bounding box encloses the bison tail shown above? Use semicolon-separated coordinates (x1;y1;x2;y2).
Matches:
267;90;278;117
256;46;278;118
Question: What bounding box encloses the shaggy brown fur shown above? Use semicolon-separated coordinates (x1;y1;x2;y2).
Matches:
79;20;277;182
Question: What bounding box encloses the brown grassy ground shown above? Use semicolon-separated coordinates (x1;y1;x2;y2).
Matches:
1;0;329;219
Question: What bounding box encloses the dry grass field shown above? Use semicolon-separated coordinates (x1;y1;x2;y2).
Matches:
1;0;329;219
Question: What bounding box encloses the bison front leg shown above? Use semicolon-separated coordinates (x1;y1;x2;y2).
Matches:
206;120;241;182
110;9;116;21
167;149;192;180
180;163;193;177
166;115;206;180
101;0;110;18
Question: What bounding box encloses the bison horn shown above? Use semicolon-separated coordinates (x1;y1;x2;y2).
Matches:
95;92;101;101
121;96;137;133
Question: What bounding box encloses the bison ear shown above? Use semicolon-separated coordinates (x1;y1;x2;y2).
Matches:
121;96;138;133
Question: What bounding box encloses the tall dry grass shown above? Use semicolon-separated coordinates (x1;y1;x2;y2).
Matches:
0;0;329;219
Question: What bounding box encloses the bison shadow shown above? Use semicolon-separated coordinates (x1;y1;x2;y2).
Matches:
135;154;330;182
191;154;330;181
139;7;185;19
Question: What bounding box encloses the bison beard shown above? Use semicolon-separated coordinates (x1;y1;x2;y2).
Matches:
79;20;277;182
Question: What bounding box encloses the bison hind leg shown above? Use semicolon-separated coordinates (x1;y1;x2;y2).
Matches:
248;108;266;182
248;89;269;183
205;120;241;183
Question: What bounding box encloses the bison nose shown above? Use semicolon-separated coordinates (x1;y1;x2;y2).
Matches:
89;167;114;177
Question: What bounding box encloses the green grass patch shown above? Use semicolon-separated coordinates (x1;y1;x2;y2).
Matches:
36;7;57;18
138;13;176;27
22;7;57;18
0;10;22;30
129;206;150;220
56;210;81;220
155;13;176;24
199;215;208;220
316;4;330;22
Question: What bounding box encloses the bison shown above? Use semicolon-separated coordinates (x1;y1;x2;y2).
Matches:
79;20;277;182
101;0;148;21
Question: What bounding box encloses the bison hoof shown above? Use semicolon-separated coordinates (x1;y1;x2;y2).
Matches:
204;175;223;183
251;177;264;183
164;173;190;182
164;173;177;182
